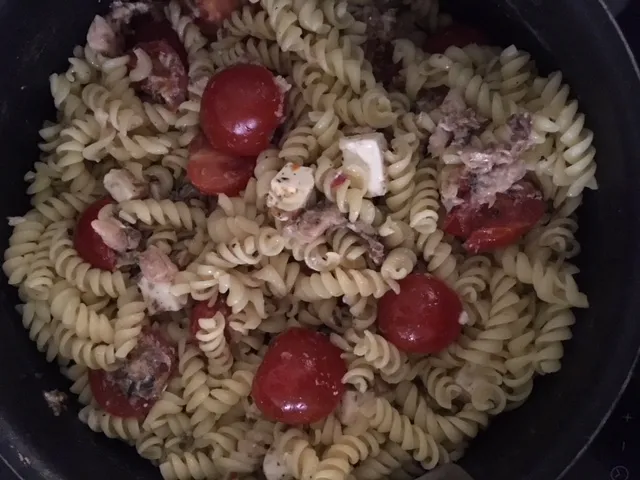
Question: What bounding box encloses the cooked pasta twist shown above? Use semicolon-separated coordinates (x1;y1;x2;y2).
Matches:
279;124;320;165
245;37;295;74
261;0;304;52
361;397;441;468
346;329;408;381
495;245;588;308
315;155;381;225
384;134;418;221
52;320;118;369
453;256;492;303
408;161;440;235
48;280;115;344
118;199;206;231
294;268;395;301
313;431;385;480
275;428;320;480
224;6;277;40
159;451;219;480
299;29;373;94
113;286;145;359
310;413;343;447
195;312;234;374
49;231;129;298
414;229;458;285
79;405;143;441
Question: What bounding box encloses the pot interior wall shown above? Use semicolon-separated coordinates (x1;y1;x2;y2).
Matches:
0;1;639;479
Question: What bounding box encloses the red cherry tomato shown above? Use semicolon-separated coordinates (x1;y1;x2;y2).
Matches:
378;273;463;354
443;180;546;253
74;197;117;271
200;64;286;157
252;327;347;425
190;298;232;341
89;328;177;419
126;16;189;70
187;132;256;196
424;23;488;54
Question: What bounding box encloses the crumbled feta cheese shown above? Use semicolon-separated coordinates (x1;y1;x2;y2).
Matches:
266;163;315;212
138;276;187;315
263;448;291;480
459;310;469;325
43;390;67;416
339;133;388;197
104;168;148;202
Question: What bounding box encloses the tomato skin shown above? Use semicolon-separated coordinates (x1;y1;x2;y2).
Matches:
187;0;241;37
424;23;488;54
74;197;118;271
464;223;533;254
378;273;463;354
200;64;286;157
89;328;177;419
126;16;189;70
190;298;232;340
252;327;347;425
187;132;256;196
443;181;546;253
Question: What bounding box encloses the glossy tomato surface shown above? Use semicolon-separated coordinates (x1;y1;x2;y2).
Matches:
378;273;463;354
73;197;118;271
89;328;176;419
200;64;285;157
443;180;546;253
187;131;256;196
424;23;488;54
251;327;346;425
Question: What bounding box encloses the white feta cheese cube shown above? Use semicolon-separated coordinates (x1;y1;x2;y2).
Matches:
339;133;388;197
266;163;315;212
137;277;187;315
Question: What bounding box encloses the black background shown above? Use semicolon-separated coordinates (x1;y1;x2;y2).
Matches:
0;2;639;480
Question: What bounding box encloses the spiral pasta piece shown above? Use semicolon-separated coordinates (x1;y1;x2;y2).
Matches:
79;405;143;441
313;431;385;480
118;199;206;231
361;397;441;468
294;268;395;301
48;280;115;344
195;312;234;374
49;231;129;298
274;428;320;480
159;451;219;480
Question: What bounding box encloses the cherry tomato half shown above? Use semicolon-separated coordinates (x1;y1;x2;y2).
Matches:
443;180;546;254
200;64;286;157
89;328;177;419
424;23;488;54
126;16;189;70
73;197;118;271
251;327;347;425
190;298;232;341
378;273;463;354
187;132;256;196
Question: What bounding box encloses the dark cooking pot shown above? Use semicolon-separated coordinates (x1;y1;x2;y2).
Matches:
0;0;639;479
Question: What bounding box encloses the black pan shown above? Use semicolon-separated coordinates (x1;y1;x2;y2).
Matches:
0;0;638;479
